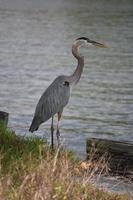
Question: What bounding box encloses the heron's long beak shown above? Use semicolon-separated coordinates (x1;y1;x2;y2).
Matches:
89;40;107;48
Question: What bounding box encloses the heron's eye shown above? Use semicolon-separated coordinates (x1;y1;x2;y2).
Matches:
63;81;69;87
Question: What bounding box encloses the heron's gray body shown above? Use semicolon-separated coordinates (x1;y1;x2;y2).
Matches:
29;75;70;132
29;37;106;147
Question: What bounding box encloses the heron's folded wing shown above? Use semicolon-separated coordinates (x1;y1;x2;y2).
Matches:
35;77;70;123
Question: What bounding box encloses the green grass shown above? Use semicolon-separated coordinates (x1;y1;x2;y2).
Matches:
0;123;131;200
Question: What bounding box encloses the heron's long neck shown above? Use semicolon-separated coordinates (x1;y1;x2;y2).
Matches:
69;43;84;84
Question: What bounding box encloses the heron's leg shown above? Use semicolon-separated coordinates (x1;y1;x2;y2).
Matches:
51;115;54;149
56;112;62;147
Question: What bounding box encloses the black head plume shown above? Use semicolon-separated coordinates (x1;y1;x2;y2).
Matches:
76;37;90;41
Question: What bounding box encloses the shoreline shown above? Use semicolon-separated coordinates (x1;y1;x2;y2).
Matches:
0;123;132;200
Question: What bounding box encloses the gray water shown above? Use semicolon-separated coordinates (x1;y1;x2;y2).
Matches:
0;0;133;159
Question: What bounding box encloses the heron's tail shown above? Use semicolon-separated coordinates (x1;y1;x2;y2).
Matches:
29;116;40;133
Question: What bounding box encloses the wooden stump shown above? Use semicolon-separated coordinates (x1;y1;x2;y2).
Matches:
87;138;133;176
0;111;9;127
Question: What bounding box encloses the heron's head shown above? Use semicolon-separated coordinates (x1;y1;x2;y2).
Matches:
75;37;107;48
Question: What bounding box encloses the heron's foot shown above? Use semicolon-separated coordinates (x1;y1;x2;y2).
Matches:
56;129;60;147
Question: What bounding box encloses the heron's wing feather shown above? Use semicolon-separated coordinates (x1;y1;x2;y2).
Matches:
35;76;70;123
29;76;70;132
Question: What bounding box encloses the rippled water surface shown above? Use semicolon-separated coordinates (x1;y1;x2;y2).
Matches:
0;0;133;158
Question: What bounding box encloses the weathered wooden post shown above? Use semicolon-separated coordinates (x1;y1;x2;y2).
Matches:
87;138;133;176
0;111;9;127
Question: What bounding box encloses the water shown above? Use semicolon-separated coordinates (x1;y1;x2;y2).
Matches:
0;0;133;160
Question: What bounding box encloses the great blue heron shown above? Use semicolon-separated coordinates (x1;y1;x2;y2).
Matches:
29;37;106;148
